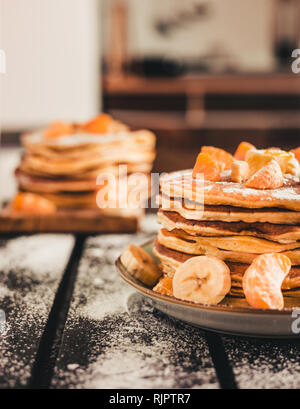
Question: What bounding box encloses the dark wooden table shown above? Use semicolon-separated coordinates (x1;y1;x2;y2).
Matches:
1;148;300;389
1;214;300;389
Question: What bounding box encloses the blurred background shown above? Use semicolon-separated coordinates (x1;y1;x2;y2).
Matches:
1;0;300;195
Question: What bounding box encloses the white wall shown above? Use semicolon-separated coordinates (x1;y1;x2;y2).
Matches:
127;0;274;71
0;0;101;131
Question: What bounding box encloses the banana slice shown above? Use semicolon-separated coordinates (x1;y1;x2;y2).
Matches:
231;160;249;183
121;244;162;287
173;256;231;305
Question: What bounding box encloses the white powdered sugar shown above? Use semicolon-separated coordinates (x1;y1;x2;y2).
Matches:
82;338;217;389
52;216;218;389
221;186;256;197
0;234;74;388
0;285;13;298
71;230;157;322
223;337;300;389
0;235;74;280
270;187;299;201
28;130;131;147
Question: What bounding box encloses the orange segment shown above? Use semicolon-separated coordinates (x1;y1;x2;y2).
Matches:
291;147;300;164
44;121;73;139
245;159;283;190
246;150;273;176
246;148;299;176
153;276;173;296
242;253;291;310
201;146;234;171
83;113;112;134
11;193;56;215
192;152;221;181
234;142;256;161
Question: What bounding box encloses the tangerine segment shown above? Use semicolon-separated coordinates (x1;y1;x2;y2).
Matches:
83;113;112;134
44;121;73;139
153;276;173;296
201;146;234;171
11;193;56;215
192;152;221;181
234;142;256;161
245;159;283;190
246;148;300;176
264;148;300;176
291;147;300;164
242;253;291;310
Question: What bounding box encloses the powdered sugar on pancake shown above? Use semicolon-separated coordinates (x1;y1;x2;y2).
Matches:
160;170;300;210
270;187;299;201
24;130;131;147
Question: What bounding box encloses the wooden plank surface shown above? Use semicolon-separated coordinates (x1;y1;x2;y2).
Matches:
0;234;74;388
2;215;300;388
222;336;300;389
51;216;219;389
0;208;140;234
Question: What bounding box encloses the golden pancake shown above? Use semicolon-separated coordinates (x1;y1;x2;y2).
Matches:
156;228;300;265
16;166;151;193
20;129;156;179
39;191;98;209
14;120;156;214
158;210;300;244
18;161;153;180
21;118;128;149
25;136;155;162
22;150;155;177
16;168;97;192
30;173;151;209
25;144;146;161
36;191;147;210
160;169;300;211
153;240;300;292
159;228;300;253
158;194;300;225
22;129;155;151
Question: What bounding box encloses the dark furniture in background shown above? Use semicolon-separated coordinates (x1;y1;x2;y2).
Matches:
103;73;300;173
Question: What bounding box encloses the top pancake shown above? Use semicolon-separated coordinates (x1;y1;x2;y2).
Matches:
19;129;156;178
22;128;155;151
160;169;300;211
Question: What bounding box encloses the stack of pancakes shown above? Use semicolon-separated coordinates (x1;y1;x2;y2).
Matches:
15;117;156;214
153;169;300;299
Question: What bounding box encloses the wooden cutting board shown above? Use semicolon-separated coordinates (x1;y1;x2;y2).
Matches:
0;205;142;234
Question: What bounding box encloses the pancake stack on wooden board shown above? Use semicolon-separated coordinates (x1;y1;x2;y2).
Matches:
153;156;300;299
15;115;156;214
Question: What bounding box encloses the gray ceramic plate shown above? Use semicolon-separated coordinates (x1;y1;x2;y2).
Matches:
116;240;300;338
